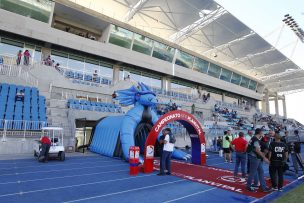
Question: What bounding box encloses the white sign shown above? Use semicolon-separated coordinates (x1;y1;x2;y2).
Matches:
146;145;154;158
201;143;206;153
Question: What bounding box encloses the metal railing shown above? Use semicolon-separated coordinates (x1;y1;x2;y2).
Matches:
43;63;113;87
69;104;122;113
0;54;39;87
0;119;47;142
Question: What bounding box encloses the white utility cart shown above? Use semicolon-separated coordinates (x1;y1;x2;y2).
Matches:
34;127;65;161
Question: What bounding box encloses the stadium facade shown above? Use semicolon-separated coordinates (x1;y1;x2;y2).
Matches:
0;0;301;152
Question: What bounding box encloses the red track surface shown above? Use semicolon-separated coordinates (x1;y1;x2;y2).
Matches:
154;160;290;198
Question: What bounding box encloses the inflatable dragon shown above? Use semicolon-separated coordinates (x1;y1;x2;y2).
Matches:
90;82;190;162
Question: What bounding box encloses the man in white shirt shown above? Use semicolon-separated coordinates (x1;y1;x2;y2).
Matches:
157;128;174;176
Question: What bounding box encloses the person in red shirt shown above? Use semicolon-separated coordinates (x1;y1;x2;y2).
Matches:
39;135;51;162
231;132;248;178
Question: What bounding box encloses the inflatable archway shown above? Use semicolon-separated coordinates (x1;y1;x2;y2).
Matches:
143;110;206;173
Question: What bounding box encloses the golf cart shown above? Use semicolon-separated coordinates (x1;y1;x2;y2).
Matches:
34;127;65;161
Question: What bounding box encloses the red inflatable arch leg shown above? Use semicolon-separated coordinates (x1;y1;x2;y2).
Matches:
143;110;206;173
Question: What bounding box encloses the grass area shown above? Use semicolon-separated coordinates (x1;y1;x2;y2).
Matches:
272;183;304;203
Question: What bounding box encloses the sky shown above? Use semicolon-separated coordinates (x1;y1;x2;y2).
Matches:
215;0;304;124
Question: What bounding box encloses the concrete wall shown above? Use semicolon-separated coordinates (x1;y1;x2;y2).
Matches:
0;9;262;100
0;138;37;154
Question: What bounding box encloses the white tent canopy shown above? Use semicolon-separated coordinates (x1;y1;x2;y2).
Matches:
67;0;304;94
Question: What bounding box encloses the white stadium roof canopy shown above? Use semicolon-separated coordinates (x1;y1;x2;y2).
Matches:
66;0;304;94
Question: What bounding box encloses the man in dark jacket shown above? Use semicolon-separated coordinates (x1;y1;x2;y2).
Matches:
269;133;288;191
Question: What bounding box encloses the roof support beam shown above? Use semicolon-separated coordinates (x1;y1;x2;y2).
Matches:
203;31;256;54
259;68;301;81
228;47;275;64
124;0;149;22
169;6;227;43
254;59;290;70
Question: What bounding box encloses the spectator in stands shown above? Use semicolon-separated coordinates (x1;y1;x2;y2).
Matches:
246;128;271;192
65;26;71;32
23;50;31;65
16;50;22;65
39;135;52;163
54;63;60;71
222;130;233;163
217;137;223;151
214;104;219;112
124;74;130;80
0;56;3;65
231;132;248;178
172;103;177;111
15;90;25;102
191;103;195;114
93;70;98;82
44;55;52;66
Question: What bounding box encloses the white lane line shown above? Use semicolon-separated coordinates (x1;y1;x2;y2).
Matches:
249;177;303;203
64;179;186;203
0;156;109;165
0;159;119;170
0;174;156;198
0;169;128;185
163;188;217;203
0;163;126;177
207;162;233;166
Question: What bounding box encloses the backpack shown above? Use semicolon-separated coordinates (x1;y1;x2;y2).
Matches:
169;133;176;144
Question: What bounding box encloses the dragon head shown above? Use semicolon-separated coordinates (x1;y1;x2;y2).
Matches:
116;82;158;107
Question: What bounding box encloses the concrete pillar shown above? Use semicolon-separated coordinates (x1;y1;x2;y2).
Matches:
161;76;167;91
166;77;171;92
112;65;120;85
282;95;287;118
275;92;279;116
255;101;260;109
265;90;270;114
48;1;56;26
41;47;52;61
222;93;225;102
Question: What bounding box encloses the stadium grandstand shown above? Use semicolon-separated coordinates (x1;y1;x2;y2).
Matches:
0;0;303;202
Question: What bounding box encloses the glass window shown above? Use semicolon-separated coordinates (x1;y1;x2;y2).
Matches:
171;82;192;94
248;80;257;90
109;25;133;49
99;64;113;78
152;41;175;62
141;74;161;88
220;69;232;82
175;50;194;69
68;54;84;71
0;38;23;56
132;33;153;55
51;50;68;67
85;58;99;73
231;73;242;85
34;50;42;62
193;57;209;73
208;63;221;78
0;0;52;23
240;77;250;88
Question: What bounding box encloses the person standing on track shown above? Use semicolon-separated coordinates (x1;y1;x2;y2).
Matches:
158;129;166;173
231;132;248;178
158;128;175;176
269;133;288;191
223;129;233;163
246;128;271;192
